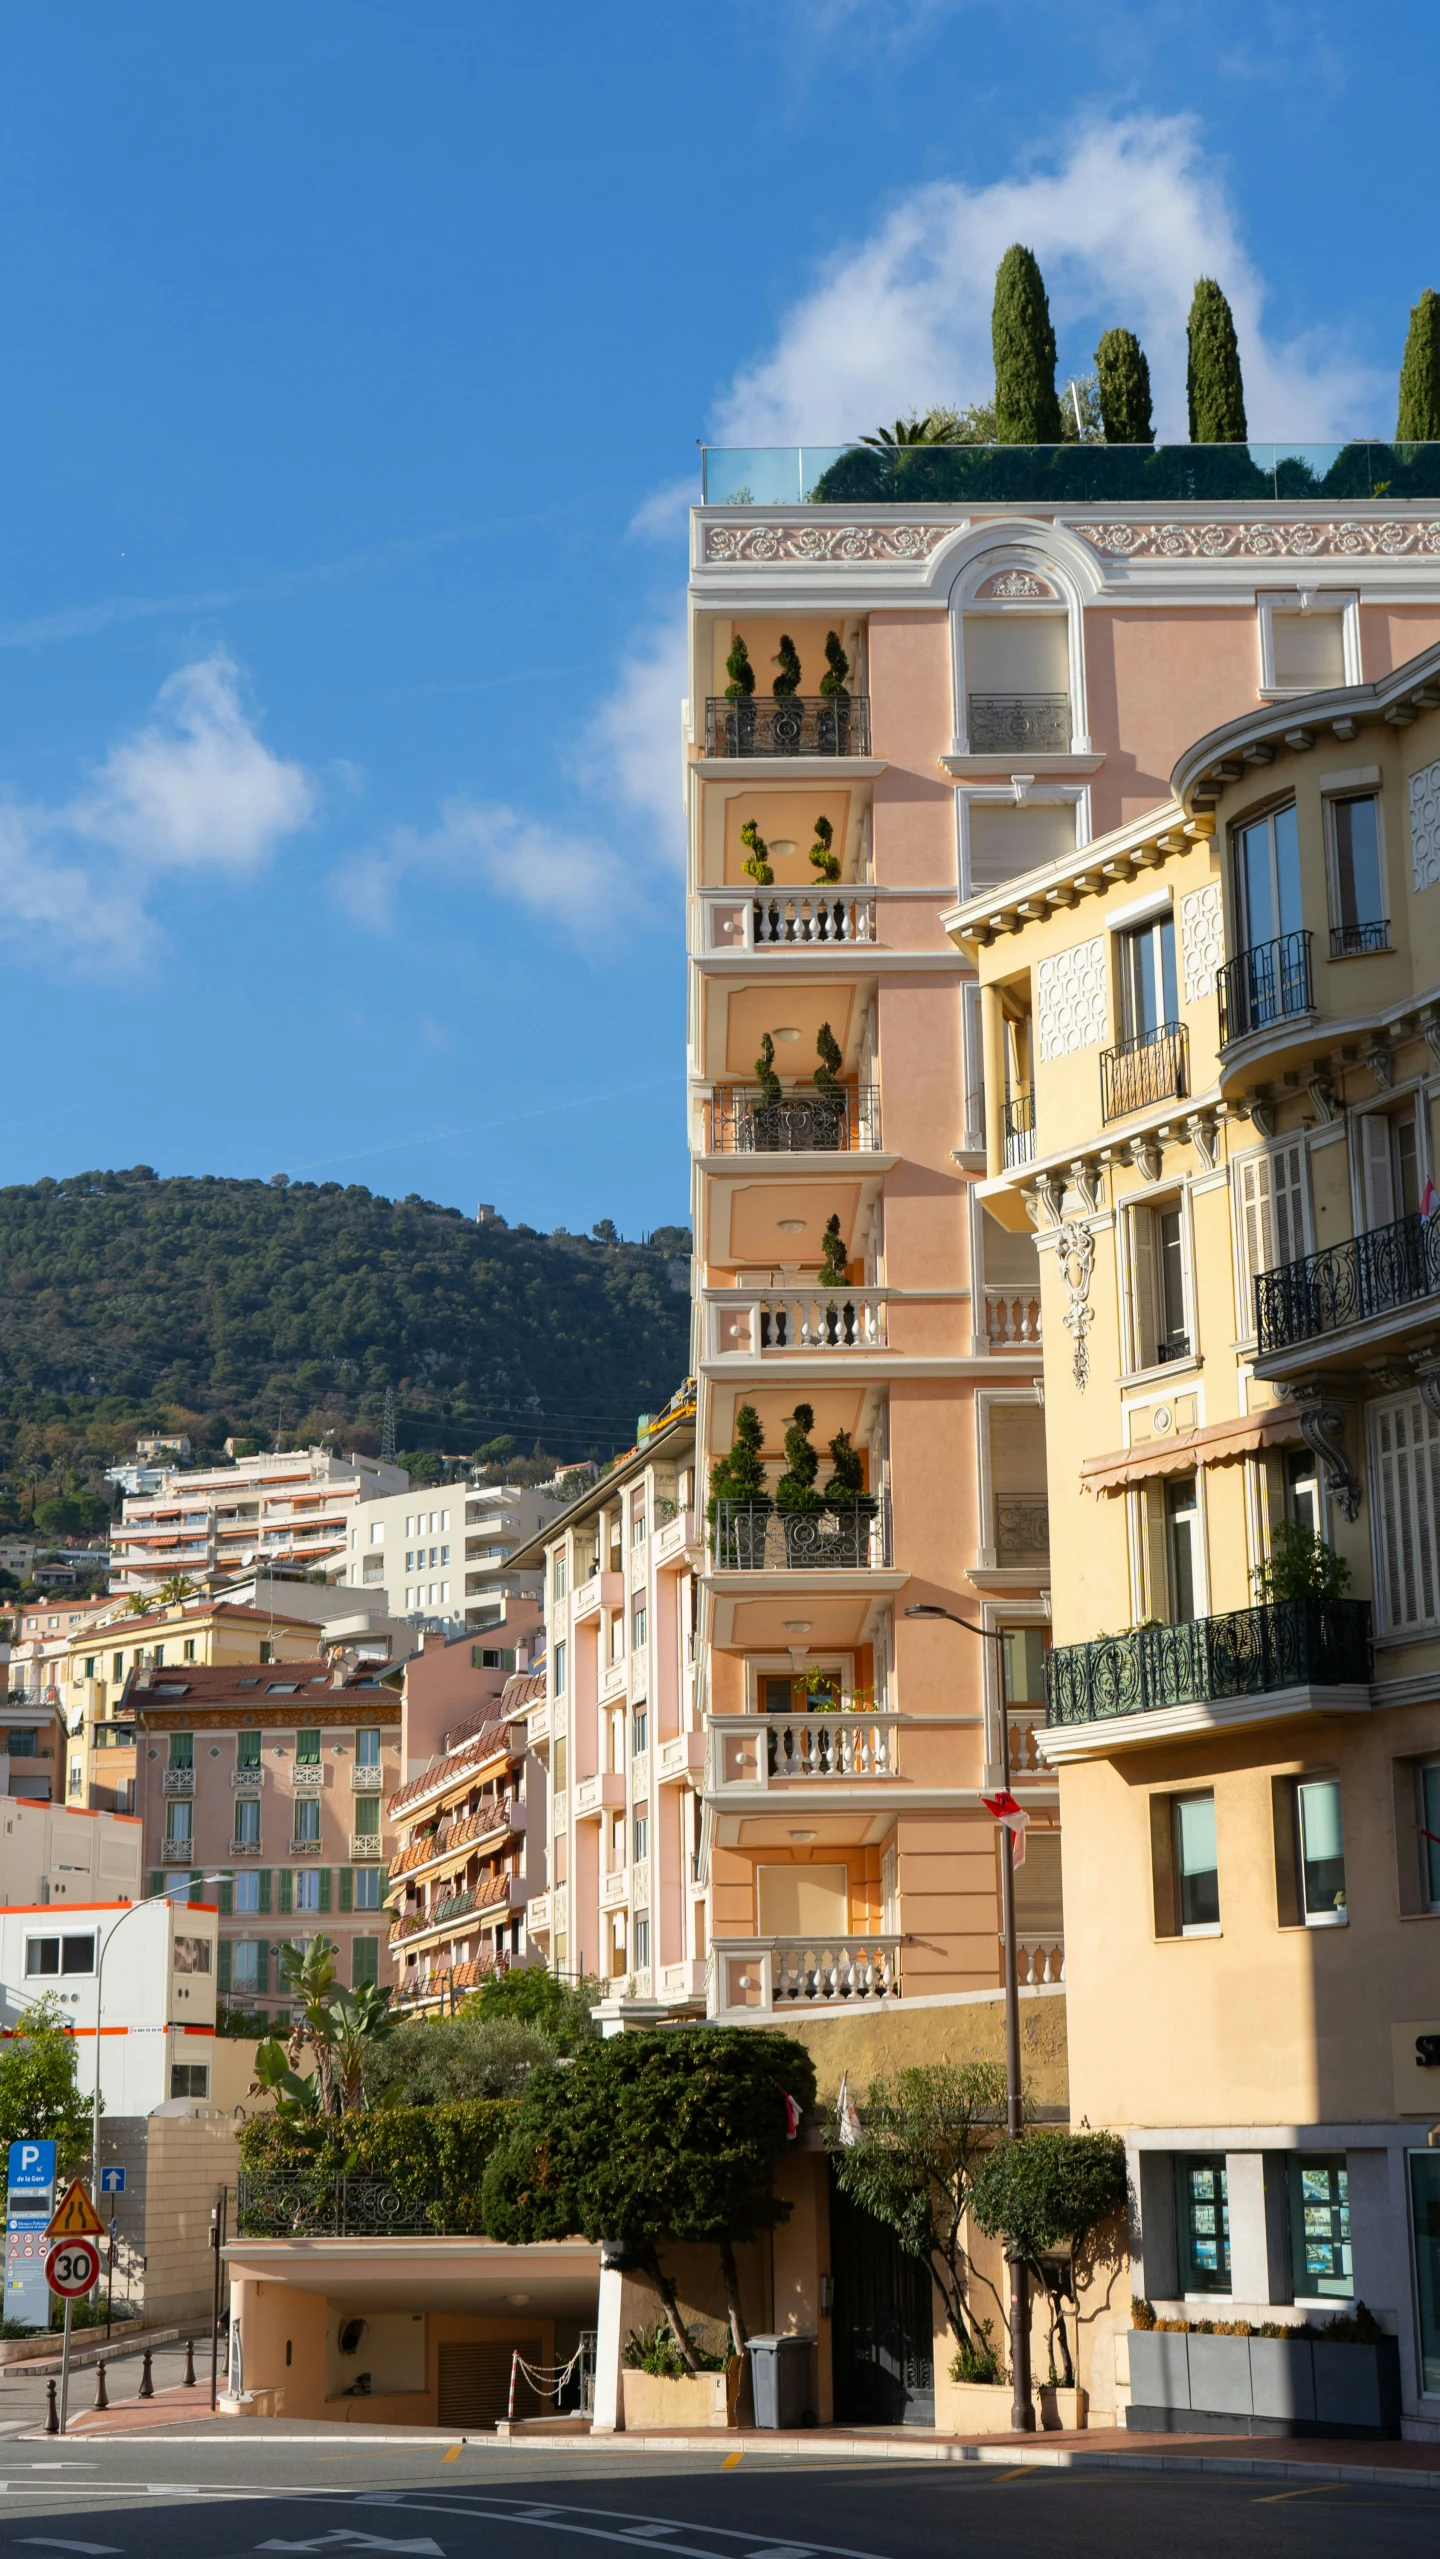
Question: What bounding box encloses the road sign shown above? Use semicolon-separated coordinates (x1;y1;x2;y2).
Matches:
46;2236;99;2298
45;2178;105;2241
98;2166;126;2195
8;2139;56;2196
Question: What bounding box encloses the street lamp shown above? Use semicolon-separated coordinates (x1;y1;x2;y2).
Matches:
905;1600;1034;2434
91;1875;227;2196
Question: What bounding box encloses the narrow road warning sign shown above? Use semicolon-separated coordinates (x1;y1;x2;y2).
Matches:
44;2178;104;2241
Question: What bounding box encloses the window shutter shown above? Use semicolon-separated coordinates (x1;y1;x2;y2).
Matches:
339;1868;353;1913
217;1941;232;1994
1130;1208;1156;1367
378;1865;388;1899
218;1877;234;1918
318;1869;332;1912
1272;1142;1306;1265
278;1868;293;1916
256;1942;269;1995
1373;1391;1440;1631
149;1870;164;1898
258;1869;272;1914
353;1937;379;1989
1361;1114;1396;1231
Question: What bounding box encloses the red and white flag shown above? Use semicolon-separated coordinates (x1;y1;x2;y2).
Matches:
779;2088;803;2139
981;1786;1031;1867
1423;1178;1439;1221
835;2071;862;2148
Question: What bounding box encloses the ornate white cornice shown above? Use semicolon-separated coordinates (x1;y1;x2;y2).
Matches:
1072;519;1440;561
702;521;956;564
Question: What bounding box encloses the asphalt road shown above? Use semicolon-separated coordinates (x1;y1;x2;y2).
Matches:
0;2413;1427;2559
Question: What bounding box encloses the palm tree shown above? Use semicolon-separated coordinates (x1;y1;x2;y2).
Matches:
861;409;965;448
157;1573;198;1606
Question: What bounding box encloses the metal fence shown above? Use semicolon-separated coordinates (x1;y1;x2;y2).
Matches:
703;696;871;757
1099;1021;1187;1121
1255;1209;1440;1352
967;692;1069;752
1046;1596;1372;1726
235;2173;454;2238
708;1085;881;1154
710;1500;887;1572
1216;930;1313;1045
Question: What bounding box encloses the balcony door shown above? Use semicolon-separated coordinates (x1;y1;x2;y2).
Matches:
1360;1107;1419;1232
1234;802;1302;948
1119;913;1177;1040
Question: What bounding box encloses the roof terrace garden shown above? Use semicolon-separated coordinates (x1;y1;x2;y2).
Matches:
701;443;1440;508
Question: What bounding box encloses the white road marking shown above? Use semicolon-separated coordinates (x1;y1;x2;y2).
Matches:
17;2538;122;2553
256;2539;444;2554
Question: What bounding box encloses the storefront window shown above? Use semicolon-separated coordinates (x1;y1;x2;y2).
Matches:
1288;2155;1352;2299
1410;2153;1440;2395
1176;2154;1230;2293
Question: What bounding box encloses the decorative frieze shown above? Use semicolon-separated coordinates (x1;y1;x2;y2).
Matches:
1181;880;1225;1002
1076;520;1440;562
703;522;954;564
1037;937;1108;1062
1409;758;1440;893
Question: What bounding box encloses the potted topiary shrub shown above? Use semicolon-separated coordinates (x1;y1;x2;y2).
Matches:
819;1212;848;1286
725;634;756;755
707;1403;772;1568
745;1031;788;1151
775;1404;831;1566
740;819;774;889
807;1021;846;1150
771;634;803;753
817;630;851;755
809;815;840;885
822;1428;878;1565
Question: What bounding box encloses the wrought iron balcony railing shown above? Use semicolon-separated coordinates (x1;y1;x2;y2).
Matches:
703;695;871;757
710;1499;888;1572
1329;918;1390;958
1002;1090;1035;1166
1100;1020;1187;1121
1254;1209;1440;1353
967;692;1070;753
1216;929;1313;1045
236;2172;456;2238
707;1084;881;1154
995;1494;1050;1562
1045;1594;1372;1727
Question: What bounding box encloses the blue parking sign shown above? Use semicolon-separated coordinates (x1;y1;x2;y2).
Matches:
7;2141;56;2198
99;2167;125;2195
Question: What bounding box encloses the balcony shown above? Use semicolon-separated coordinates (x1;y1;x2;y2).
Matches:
161;1838;194;1862
1217;929;1313;1046
700;889;877;953
1100;1021;1187;1121
712;1934;902;2013
984;1289;1041;1349
701;440;1440;506
1330;918;1390;958
707;1085;881;1155
967;693;1069;754
705;1287;887;1359
656;1729;707;1784
702;696;871;758
161;1767;195;1794
1046;1595;1372;1730
710;1711;898;1786
231;1836;264;1856
349;1761;384;1788
1255;1210;1440;1356
572;1771;627;1817
1002;1091;1035;1167
710;1501;888;1572
599;1866;629;1911
290;1763;324;1791
994;1494;1050;1565
1017;1935;1065;1985
350;1834;383;1861
230;1764;265;1788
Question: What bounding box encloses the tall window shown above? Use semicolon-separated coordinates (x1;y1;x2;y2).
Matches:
1296;1777;1347;1924
237;1730;261;1769
293;1797;321;1846
230;1941;266;1995
1234;802;1302;948
233;1870;261;1913
354;1796;380;1844
553;1552;568;1601
1284;1448;1321;1539
1359;1106;1419;1230
234;1797;261;1847
1288;2156;1352;2299
1236;1144;1307;1323
633;1810;649;1861
296;1729;321;1765
633;1910;650;1970
1371;1390;1440;1635
1129;1200;1190;1367
1176;2155;1230;2293
632;1706;648;1756
1164;1475;1200;1624
1174;1792;1219;1932
352;1938;380;1988
166;1800;193;1847
353;1868;382;1910
356;1728;380;1768
1328;794;1385;950
1119;912;1177;1039
169;1732;194;1770
552;1640;567;1697
293;1869;322;1912
632;1601;648;1652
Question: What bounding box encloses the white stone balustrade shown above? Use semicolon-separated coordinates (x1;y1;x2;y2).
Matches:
1007;1712;1052;1779
712;1934;902;2012
700;889;877;954
1015;1935;1065;1984
985;1287;1042;1346
710;1713;898;1788
706;1288;888;1358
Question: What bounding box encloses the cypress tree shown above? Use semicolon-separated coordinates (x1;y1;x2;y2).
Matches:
1397;290;1440;441
775;1403;822;1515
992;246;1063;445
772;634;801;697
813;1020;843;1093
1094;328;1154;445
724;635;754;700
1187;280;1248;443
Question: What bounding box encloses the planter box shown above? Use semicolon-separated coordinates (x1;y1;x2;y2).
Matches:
942;2380;1087;2435
1127;2329;1400;2439
621;2363;742;2431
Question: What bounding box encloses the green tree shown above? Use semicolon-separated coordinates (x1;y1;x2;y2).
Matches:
467;1963;601;2050
809;816;838;883
772;634;802;697
819;1215;847;1286
968;2128;1127;2386
1187;279;1248;442
480;2027;817;2367
706;1403;769;1524
1252;1521;1351;1604
0;1994;96;2171
363;2013;552;2107
724;636;755;700
740;822;773;889
1397;289;1440;441
829;2061;1008;2349
991;248;1062;445
1094;329;1154;444
774;1403;822;1517
813;1021;843;1094
754;1029;782;1104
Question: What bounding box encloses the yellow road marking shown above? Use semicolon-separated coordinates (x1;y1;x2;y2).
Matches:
722;2450;744;2469
443;2445;462;2462
1255;2483;1345;2503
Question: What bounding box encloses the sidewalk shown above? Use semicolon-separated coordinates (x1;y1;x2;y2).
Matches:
66;2383;220;2436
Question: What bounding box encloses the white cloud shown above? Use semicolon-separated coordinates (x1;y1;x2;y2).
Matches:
578;615;688;875
627;478;696;543
713;114;1388;446
0;653;315;971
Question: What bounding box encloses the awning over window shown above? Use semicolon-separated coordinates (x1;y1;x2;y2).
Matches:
1080;1404;1304;1495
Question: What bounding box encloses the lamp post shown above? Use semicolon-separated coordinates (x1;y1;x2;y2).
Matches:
905;1600;1034;2434
91;1875;227;2198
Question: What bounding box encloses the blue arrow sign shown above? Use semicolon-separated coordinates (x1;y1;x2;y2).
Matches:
98;2167;125;2195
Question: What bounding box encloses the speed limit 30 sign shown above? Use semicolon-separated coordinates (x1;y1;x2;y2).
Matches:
46;2237;99;2298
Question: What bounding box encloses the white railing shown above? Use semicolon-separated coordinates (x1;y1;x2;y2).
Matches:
350;1834;383;1860
712;1934;902;2012
230;1837;263;1856
161;1839;194;1862
1008;1712;1052;1779
161;1768;195;1794
349;1761;384;1788
700;888;877;954
291;1763;324;1790
706;1288;887;1358
710;1713;898;1787
599;1866;629;1910
1016;1934;1064;1985
985;1287;1042;1347
230;1765;265;1787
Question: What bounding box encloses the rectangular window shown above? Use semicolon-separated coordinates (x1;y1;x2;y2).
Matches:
1296;1777;1347;1924
553;1552;568;1601
1235;1144;1308;1333
230;1941;264;1994
1235;802;1302;948
182;1639;196;1663
1176;2155;1231;2293
7;1730;37;1757
293;1869;322;1912
611;1614;625;1663
296;1730;321;1764
237;1731;261;1768
352;1937;380;1988
1175;1792;1219;1932
633;1910;650;1968
1284;1447;1321;1540
1162;1475;1200;1625
24;1934;94;1975
170;2064;209;2100
168;1732;194;1770
233;1870;261;1913
632;1602;648;1651
1371;1390;1440;1635
293;1797;321;1845
354;1796;381;1841
166;1801;193;1845
633;1811;649;1861
83;1658;96;1680
1119;911;1178;1040
632;1706;648;1756
173;1934;212;1974
632;1509;647;1547
552;1640;567;1697
68;1763;83;1797
234;1796;261;1846
1288;2155;1352;2299
353;1867;382;1910
1420;1763;1440;1910
356;1728;380;1767
1359;1105;1420;1230
1328;795;1386;951
1411;2152;1440;2394
370;1522;385;1544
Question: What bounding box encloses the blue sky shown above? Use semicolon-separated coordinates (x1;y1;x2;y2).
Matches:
2;1;1436;1235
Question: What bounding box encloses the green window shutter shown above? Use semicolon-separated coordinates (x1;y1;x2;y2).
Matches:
278;1869;293;1916
258;1869;272;1914
148;1870;164;1898
352;1937;379;1989
218;1877;234;1918
217;1942;232;1994
256;1943;269;1995
339;1868;353;1913
190;1870;203;1896
378;1865;388;1899
318;1869;331;1912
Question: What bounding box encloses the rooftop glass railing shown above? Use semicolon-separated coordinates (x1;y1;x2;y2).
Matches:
701;443;1440;507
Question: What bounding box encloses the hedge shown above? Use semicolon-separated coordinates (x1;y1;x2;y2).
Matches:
237;2099;517;2234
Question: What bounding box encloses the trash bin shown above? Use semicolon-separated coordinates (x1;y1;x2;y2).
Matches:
746;2333;814;2429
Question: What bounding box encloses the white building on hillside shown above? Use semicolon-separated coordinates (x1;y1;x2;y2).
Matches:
110;1448;408;1599
333;1481;571;1629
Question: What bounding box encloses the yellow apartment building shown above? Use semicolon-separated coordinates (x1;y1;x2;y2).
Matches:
951;637;1440;2436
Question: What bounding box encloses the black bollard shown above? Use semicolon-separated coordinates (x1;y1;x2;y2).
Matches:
94;2359;109;2412
44;2378;58;2436
138;2349;154;2400
183;2339;196;2388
